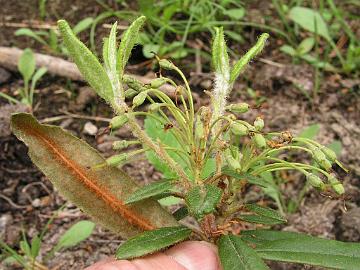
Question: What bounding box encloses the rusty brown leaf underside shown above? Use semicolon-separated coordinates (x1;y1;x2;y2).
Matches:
11;113;177;237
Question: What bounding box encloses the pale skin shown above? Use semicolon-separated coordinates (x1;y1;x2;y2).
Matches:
85;241;221;270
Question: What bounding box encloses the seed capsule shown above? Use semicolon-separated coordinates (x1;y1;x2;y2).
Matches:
328;174;345;195
253;133;267;149
230;122;248;136
150;77;167;88
110;115;128;130
306;173;324;189
226;103;250;113
320;146;337;162
254;117;264;131
132;91;148;108
159;59;176;70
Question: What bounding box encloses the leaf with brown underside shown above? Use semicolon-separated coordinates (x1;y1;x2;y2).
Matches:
11;113;178;237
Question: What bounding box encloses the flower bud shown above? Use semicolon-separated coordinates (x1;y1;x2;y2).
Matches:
132;91;148;108
328;174;345;195
159;59;176;70
148;103;161;112
225;148;241;171
306;173;324;189
125;88;138;99
123;75;147;92
106;153;128;166
254;117;264;131
110;115;128;130
320;146;337;162
226;103;249;113
253;133;267;149
230;122;248;136
310;145;332;171
150;77;167;88
319;159;333;171
112;140;131;150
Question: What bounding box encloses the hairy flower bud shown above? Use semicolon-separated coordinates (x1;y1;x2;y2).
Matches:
230;122;248;136
306;173;324;189
253;133;267;149
328;174;345;195
254;117;264;131
225;103;250;113
150;77;167;88
320;145;337;162
112;140;131;150
148;103;161;112
110;115;128;130
225;148;241;171
106;153;128;166
132;91;148;108
124;88;138;99
310;145;332;171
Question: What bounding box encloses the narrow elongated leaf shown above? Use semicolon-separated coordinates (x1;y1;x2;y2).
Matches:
53;221;95;252
230;33;269;83
106;22;121;100
289;7;330;41
116;226;191;259
18;48;35;84
222;168;268;187
242;230;360;270
212;27;230;79
117;16;146;76
72;17;94;35
125;180;176;204
57;20;114;105
185;184;222;219
30;67;47;92
218;235;270;270
239;204;286;225
11;113;178;237
15;28;47;45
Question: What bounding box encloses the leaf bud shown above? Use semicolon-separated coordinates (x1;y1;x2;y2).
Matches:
230;122;248;136
254;117;264;131
159;59;176;70
106;153;128;166
327;174;345;195
253;133;267;149
226;103;249;113
306;173;324;189
110;115;128;130
150;77;167;88
132;91;148;108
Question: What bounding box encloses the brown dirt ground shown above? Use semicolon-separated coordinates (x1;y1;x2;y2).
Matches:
0;1;359;269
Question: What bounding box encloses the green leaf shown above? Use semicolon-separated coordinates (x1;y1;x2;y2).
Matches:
289;7;331;41
125;180;176;204
57;20;114;105
185;184;222;219
297;37;315;55
106;22;121;100
242;230;360;270
218;235;270;270
15;28;47;45
280;45;296;56
327;140;342;155
142;43;160;58
230;33;269;84
298;124;320;139
30;235;41;259
212;27;230;78
72;17;94;35
30;67;47;92
116;226;191;259
117;16;146;76
11;113;178;237
223;8;246;20
52;221;95;253
239;204;286;225
18;48;35;85
222;168;268;188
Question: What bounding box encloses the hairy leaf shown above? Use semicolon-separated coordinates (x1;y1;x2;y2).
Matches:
57;20;114;105
185;184;222;219
218;235;269;270
212;27;230;79
242;230;360;269
116;226;191;259
117;16;146;76
230;33;269;84
125;179;176;204
11;113;178;237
